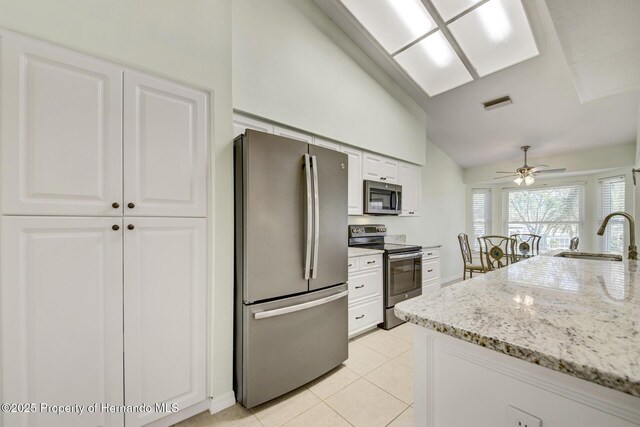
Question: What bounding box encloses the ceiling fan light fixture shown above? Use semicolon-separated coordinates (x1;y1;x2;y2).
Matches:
513;176;524;185
524;175;535;186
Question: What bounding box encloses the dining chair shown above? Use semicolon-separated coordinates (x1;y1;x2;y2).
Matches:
569;237;579;250
511;234;541;259
477;235;518;271
457;233;486;280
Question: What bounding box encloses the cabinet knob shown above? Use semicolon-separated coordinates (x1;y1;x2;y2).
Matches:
127;224;135;230
112;225;120;231
127;202;135;209
112;202;120;209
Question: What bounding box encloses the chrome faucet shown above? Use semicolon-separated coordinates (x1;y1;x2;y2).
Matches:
597;211;637;260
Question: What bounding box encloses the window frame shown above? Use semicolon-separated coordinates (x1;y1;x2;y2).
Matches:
598;175;626;254
470;188;492;251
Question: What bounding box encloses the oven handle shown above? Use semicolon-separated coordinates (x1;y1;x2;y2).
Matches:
387;252;422;261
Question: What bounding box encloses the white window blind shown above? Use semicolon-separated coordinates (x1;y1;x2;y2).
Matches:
599;176;625;254
471;189;492;250
504;184;583;251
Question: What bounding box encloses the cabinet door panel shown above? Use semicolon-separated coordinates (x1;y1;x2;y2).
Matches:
273;126;315;144
233;114;274;137
1;216;124;427
0;35;123;215
124;72;208;217
341;147;363;215
363;152;383;181
382;158;399;183
124;217;207;427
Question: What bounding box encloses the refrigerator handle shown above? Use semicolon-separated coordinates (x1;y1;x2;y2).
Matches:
304;154;313;280
254;290;348;319
311;155;320;279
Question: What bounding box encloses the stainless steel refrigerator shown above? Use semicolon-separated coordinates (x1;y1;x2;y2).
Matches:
234;129;349;408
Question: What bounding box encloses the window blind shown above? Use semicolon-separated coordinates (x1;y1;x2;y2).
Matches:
503;184;583;251
471;189;492;250
599;176;625;254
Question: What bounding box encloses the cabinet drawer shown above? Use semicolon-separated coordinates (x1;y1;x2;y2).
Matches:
348;269;382;302
347;257;359;273
422;259;440;282
359;254;382;270
348;297;382;337
422;248;440;259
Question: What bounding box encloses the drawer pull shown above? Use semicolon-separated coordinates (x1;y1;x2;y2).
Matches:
348;263;353;267
427;252;433;256
355;314;365;319
355;285;365;289
409;211;414;214
367;261;376;264
427;269;434;273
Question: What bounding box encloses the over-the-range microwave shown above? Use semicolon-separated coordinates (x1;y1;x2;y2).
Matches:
363;180;402;215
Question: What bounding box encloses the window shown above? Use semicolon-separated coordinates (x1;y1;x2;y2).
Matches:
504;185;583;251
471;189;492;250
599;176;625;254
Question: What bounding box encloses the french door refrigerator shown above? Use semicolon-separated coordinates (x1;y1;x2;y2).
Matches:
234;129;349;408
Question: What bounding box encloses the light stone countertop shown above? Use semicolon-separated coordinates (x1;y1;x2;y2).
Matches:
348;247;384;258
394;255;640;397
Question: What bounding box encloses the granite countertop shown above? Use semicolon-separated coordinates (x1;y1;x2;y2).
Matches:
348;247;384;257
394;255;640;397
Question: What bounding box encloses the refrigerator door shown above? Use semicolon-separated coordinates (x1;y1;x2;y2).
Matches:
239;284;348;408
308;145;349;291
238;130;311;303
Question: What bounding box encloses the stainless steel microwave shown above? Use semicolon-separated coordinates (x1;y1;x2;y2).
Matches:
363;180;402;215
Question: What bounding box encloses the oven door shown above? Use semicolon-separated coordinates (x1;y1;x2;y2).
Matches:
364;180;402;215
385;252;422;307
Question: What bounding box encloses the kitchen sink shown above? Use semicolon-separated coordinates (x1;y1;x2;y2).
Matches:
554;252;623;262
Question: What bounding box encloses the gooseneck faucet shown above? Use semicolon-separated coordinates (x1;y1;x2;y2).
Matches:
597;211;637;260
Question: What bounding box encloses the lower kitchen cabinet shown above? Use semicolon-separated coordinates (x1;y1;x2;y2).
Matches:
347;254;383;338
422;247;441;295
0;216;207;427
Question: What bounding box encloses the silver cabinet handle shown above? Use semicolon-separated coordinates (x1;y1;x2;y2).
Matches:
311;155;320;279
254;290;348;320
355;285;364;289
304;154;312;280
355;314;365;319
388;252;422;260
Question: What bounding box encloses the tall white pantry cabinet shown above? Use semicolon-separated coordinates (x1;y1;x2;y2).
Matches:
0;33;209;427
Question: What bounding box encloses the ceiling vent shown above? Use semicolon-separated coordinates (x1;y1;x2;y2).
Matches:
483;95;512;111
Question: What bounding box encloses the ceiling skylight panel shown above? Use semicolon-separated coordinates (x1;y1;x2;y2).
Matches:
448;0;539;77
340;0;437;53
430;0;483;22
395;31;473;96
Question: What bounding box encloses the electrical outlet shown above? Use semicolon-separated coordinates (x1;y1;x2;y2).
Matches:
506;405;542;427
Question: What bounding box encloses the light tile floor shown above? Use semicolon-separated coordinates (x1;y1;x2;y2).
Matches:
174;323;415;427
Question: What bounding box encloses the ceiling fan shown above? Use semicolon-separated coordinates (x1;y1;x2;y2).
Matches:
495;146;566;186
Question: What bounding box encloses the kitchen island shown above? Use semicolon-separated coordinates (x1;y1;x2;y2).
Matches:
395;255;640;427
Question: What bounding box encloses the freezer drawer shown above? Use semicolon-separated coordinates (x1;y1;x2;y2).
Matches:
238;284;348;408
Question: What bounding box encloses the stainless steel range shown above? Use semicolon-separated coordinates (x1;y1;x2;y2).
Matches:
348;225;422;329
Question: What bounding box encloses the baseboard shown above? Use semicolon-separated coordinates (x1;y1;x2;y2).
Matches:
209;390;236;415
143;399;210;427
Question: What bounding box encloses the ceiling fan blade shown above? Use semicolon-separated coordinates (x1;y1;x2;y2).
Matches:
493;175;519;179
495;171;516;174
530;165;549;172
535;168;566;174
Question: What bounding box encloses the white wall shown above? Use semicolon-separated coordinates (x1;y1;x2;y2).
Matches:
232;0;427;164
0;0;235;401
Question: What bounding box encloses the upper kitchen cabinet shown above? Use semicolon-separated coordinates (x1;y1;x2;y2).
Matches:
233;114;274;137
124;71;208;218
0;35;123;216
363;152;399;183
273;125;315;145
341;146;363;215
399;162;422;216
315;136;341;151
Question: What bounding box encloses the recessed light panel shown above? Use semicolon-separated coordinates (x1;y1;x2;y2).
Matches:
340;0;437;53
430;0;483;22
395;31;473;96
448;0;538;77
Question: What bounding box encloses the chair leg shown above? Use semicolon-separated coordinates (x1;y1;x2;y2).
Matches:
470;270;473;278
463;268;466;280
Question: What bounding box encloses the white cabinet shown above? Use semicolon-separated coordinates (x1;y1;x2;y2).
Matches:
347;254;383;337
363;152;399;183
233;114;274;137
341;146;363;216
274;125;315;144
315;136;341;151
0;35;123;216
1;217;124;427
124;72;208;218
399;162;422;216
124;218;207;427
422;248;441;295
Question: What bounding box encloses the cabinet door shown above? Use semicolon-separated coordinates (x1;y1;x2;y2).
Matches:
124;217;207;427
274;125;315;144
399;162;422;216
0;35;123;216
363;152;383;181
1;217;124;427
233;114;274;137
381;157;399;183
341;146;363;215
315;136;341;151
124;71;208;217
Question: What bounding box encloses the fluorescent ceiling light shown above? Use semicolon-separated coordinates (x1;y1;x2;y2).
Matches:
477;0;512;42
430;0;483;22
340;0;437;53
395;31;473;96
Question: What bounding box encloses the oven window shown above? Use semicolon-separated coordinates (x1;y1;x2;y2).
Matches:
369;189;396;210
388;257;421;296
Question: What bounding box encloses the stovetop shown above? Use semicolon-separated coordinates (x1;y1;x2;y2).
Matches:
350;242;422;254
347;224;422;254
